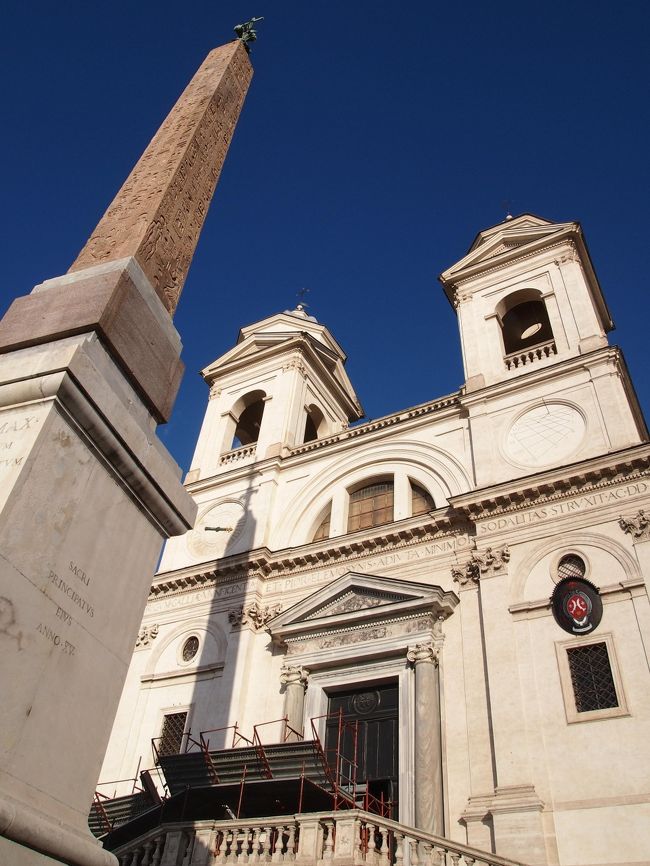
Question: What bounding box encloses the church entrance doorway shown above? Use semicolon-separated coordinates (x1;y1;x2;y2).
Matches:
325;682;399;817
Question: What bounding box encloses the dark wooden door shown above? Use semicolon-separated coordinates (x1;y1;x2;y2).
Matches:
325;682;398;815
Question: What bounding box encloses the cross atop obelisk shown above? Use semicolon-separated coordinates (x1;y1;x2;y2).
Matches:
69;39;253;315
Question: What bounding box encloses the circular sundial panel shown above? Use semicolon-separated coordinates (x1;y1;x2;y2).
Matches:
504;403;585;468
187;500;246;558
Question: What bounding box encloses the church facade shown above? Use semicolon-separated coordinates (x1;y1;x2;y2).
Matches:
99;215;650;866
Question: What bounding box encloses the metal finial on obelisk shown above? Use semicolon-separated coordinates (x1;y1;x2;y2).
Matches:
234;16;264;52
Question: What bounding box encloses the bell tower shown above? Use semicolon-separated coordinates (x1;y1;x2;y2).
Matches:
440;214;647;487
439;214;614;391
185;305;363;484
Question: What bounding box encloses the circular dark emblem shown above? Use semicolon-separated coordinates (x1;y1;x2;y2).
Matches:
350;691;380;715
551;577;602;635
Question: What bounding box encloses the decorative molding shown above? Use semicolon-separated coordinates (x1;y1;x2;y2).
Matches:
279;664;309;688
228;601;282;630
285;613;435;656
282;359;308;378
619;509;650;542
303;588;410;621
288;393;460;457
406;641;439;666
452;545;510;586
208;383;221;399
135;623;159;649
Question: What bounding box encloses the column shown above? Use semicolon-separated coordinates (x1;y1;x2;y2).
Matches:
406;642;443;835
280;665;309;741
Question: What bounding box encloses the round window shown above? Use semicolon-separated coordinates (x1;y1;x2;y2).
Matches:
181;636;200;662
557;554;586;580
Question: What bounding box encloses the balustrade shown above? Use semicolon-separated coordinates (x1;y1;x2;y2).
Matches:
112;810;529;866
504;340;557;370
219;444;257;466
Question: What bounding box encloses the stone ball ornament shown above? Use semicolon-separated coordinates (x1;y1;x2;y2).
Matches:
551;576;603;635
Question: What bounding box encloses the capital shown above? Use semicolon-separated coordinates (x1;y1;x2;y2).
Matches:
280;664;309;688
619;510;650;542
407;642;438;666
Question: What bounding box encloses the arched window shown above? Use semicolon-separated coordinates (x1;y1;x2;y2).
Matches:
304;405;326;444
348;481;394;533
231;391;265;449
557;553;586;580
498;289;554;356
312;507;332;542
411;482;435;516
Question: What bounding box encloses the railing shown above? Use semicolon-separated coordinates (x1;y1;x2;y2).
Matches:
112;809;530;866
504;340;557;370
219;444;257;466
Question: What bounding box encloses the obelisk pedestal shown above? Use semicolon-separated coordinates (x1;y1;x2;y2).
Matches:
0;38;252;866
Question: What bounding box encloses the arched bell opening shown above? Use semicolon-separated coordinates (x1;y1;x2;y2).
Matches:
230;390;266;449
497;289;554;356
303;404;326;444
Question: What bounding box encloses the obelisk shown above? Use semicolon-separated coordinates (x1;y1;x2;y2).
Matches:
0;36;252;866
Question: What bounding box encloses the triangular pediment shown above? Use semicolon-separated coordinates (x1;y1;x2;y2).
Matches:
269;572;458;642
303;586;412;620
440;214;578;284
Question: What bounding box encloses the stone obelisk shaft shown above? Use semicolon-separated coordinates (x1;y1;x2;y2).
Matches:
70;40;252;315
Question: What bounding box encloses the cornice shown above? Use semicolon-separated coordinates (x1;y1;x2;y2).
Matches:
149;511;472;600
449;443;650;520
289;392;461;458
204;336;361;418
459;345;622;406
441;236;576;301
151;445;650;602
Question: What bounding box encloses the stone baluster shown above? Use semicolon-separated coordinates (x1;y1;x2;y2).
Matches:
378;826;390;866
261;827;273;862
130;847;142;866
407;642;443;834
280;665;309;741
410;837;421;866
285;823;297;860
271;827;284;862
421;842;434;866
449;851;461;866
249;827;262;863
140;840;155;866
394;833;405;866
239;828;251;864
152;834;165;866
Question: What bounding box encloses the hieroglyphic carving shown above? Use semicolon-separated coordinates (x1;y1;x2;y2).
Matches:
69;41;253;315
619;510;650;542
229;601;282;630
135;623;159;648
452;545;510;586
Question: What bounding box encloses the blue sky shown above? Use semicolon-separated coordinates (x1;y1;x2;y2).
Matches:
2;1;649;471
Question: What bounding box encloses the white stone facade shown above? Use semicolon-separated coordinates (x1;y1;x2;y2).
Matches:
100;215;650;866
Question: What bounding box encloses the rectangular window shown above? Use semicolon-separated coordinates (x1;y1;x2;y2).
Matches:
555;633;628;723
157;711;188;758
567;642;618;712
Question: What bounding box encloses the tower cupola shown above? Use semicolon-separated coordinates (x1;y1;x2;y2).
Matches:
439;214;613;391
186;306;363;482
